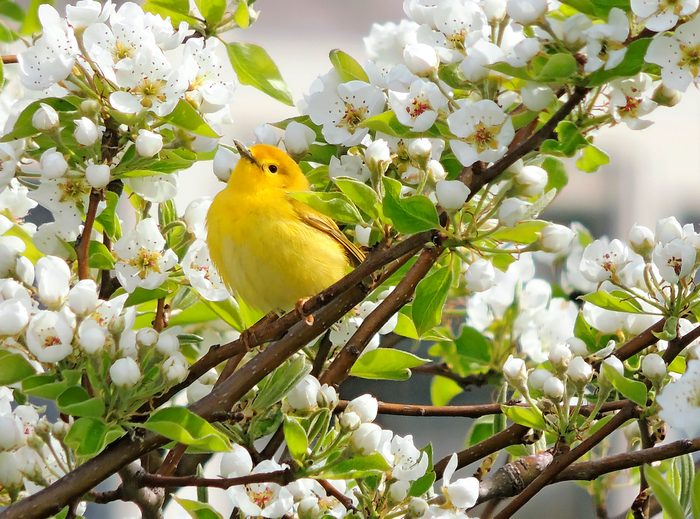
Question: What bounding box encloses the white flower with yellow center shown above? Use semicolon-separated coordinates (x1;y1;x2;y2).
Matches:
447;99;514;166
182;240;228;301
645;15;700;91
181;38;236;112
113;218;177;293
583;8;630;72
416;0;487;63
632;0;699;32
25;308;76;363
657;359;700;438
226;459;293;518
608;73;658;129
30;176;91;239
389;78;448;131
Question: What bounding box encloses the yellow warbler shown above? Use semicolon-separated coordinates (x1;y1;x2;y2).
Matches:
206;142;364;314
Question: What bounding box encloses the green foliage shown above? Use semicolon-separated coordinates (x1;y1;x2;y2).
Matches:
252;355;311;410
143;0;200;27
382;177;440;234
173;497;223;519
1;97;78;142
645;464;685;519
143;407;231;452
601;363;648;406
0;351;35;385
576;144;610;173
455;326;491;364
412;265;453;336
430;376;463;406
329;49;369;82
289;191;364;225
502;405;547;430
334;177;381;220
350;349;429;380
580;290;643;313
160;100;219;138
587;39;653;86
65;417;125;457
194;0;226;27
283;417;308;462
57;386;105;418
318;453;391;479
226;42;294;106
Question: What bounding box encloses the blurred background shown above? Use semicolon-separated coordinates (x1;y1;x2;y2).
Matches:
7;0;700;517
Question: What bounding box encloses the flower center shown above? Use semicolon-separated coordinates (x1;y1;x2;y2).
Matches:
129;248;162;279
666;255;683;276
58;178;90;204
248;486;274;508
679;44;700;78
134;79;167;108
113;39;134;60
406;95;432;118
465;122;501;152
43;335;62;347
447;30;466;51
340;103;367;131
660;0;682;14
620;96;641;116
600;251;619;272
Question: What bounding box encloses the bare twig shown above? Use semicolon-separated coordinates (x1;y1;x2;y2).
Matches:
153;298;167;332
136;468;293;489
1;54;18;64
318;479;356;512
76;189;101;280
612;319;666;362
412;363;496;389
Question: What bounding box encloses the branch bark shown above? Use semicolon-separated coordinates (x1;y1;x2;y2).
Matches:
76;189;101;280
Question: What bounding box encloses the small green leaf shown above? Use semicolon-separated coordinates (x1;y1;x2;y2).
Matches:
19;0;47;35
653;316;678;341
382;177;440;234
394;311;419;339
22;374;72;399
143;407;231;452
288;191;364;225
56;386;105;418
675;453;694;514
580;290;642;313
173;497;223;519
232;0;250;28
533;53;578;81
409;471;435;497
283;417;308;462
143;0;200;27
124;287;170;307
160;100;219;137
542;157;568;191
601;363;648;406
576;144;609;172
88;240;115;270
540;121;588;157
96;190;122;240
252;355;311;410
0;2;25;22
329;49;369;82
194;0;226;26
226;42;293;106
334;178;380;219
467;417;494;446
645;465;685;519
65;417;124;457
692;470;700;519
2;97;78;142
430;376;462;406
319;453;391;479
350;349;429;381
455;326;491;364
0;351;35;385
502;405;546;430
486;62;533;81
490;220;549;244
412;265;452;336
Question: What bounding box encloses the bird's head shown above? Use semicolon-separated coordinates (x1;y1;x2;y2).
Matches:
229;140;309;193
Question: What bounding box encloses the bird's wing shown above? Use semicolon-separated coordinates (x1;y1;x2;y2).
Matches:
291;201;366;266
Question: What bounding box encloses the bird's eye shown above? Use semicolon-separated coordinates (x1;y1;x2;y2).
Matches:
267;164;278;174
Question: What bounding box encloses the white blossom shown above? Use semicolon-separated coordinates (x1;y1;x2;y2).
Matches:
213;145;238;183
436;180;470;210
464;258;495;292
26;309;75;363
40;148;68;179
73;117;101;146
135;130;163;157
286;375;322;411
283;122;315;157
448;99;514;166
110;357;141;387
584;8;630;72
652;238;696;283
657;359;700;438
389;79;448;132
543;376;565;400
345;394;378;423
498;198;531;227
645;15;700;91
403;43;439;75
441;453;479;509
506;0;547;25
32;103;60;132
580;238;629;282
36;256;71;309
182;240;229;301
609;73;658;130
226;459;293;518
67;279;98;316
329;154;370;182
631;0;699;32
85;163;111;188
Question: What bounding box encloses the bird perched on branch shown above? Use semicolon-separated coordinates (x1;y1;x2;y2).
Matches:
206;141;364;316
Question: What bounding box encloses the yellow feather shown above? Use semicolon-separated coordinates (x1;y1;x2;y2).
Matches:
206;144;362;314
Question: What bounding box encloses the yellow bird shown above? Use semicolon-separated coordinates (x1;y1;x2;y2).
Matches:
206;142;365;315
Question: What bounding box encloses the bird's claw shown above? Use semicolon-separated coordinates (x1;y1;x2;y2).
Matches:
295;298;314;326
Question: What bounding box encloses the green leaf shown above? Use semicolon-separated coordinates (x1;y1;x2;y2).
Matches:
232;0;250;28
65;418;124;457
487;62;533;81
502;405;546;430
675;453;694;514
194;0;226;26
542;157;568;191
490;220;548;244
160;100;219;138
143;407;231;452
361;111;431;138
587;38;652;86
409;471;436;497
430;376;462;406
124;287;170;307
412;265;452;336
96;190;122;240
455;326;491;364
334;178;380;219
88;240;115;270
329;49;369;82
56;386;105;418
22;374;73;399
692;469;700;519
467;417;494;445
173;497;223;519
0;351;35;385
533;53;578;81
540;121;588;157
143;0;200;27
580;290;642;313
319;453;391;479
283;417;308;462
350;349;429;381
2;97;78;141
382;176;440;234
252;355;311;410
19;0;48;35
576;144;609;172
0;1;25;22
394;311;419;339
645;465;685;519
288;191;364;225
601;363;648;406
653;316;678;341
226;42;293;106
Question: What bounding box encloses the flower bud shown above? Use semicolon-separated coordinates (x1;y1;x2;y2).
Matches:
317;384;339;409
543;376;565;400
0;452;23;488
642;353;666;385
651;83;681;107
599;356;624;389
549;343;573;370
339;411;362;431
528;368;552;392
464;259;495;292
345;394;378;423
514;164;548;197
521;83;555;112
0;416;23;450
85;163;110;188
162;355;188;382
68;279;98;316
435;180;470;211
0;299;29;336
629;224;654;256
74;117;101;146
483;0;507;21
136;327;159;347
498;198;531;227
156;331;179;355
567;356;593;386
80;99;101;117
284;121;315;158
389;479;410;503
350;422;382;454
655;216;683;245
32;103;60;132
220;444;253;477
403;43;439;75
427;159;446;182
286;375;321;411
213;145;238;182
36;255;70;309
503;354;527;389
539;224;575;254
254;123;279;145
408;137;432;161
15;256;35;286
446;476;480;509
298;496;321;519
566;337;588;356
78;318;106;354
109;357;140;387
40;148;68;179
355;224;371;246
135;129;163;158
365;139;392;177
506;0;547;24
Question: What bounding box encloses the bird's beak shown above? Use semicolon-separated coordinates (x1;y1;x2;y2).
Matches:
233;139;260;168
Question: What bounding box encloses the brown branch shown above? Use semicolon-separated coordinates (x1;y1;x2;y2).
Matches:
318;478;356;512
76;189;101;280
662;324;700;364
493;404;639;519
632;418;654;518
153;298;167;332
320;243;444;385
2;54;18;64
312;331;333;377
412;363;496;389
612;319;666;362
136;468;293;489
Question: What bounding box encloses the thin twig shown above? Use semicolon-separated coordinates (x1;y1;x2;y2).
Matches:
153;298;167;332
318;479;356;512
1;54;18;64
412;363;496;389
76;189;101;280
136;468;293;489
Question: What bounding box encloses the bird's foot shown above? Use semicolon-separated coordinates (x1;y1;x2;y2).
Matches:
241;312;280;350
295;298;314;326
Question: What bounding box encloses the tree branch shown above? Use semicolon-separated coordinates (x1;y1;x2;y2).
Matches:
1;54;18;64
136;468;293;489
76;189;101;280
411;363;496;389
